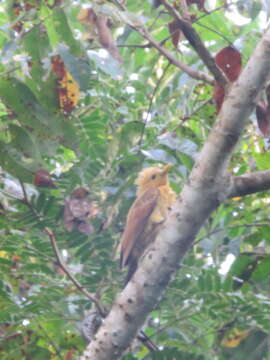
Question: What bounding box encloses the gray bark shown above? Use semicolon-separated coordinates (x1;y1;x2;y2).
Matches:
80;27;270;360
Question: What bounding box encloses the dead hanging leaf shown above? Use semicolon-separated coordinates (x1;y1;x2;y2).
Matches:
34;169;56;188
64;187;99;236
215;46;242;82
51;56;80;114
214;46;242;112
187;0;206;11
168;20;182;48
77;8;122;62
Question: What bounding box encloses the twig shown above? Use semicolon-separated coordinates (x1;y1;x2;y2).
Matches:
131;24;213;84
181;98;212;123
196;22;232;44
135;24;214;84
117;42;151;48
160;0;228;87
44;227;107;317
18;181;159;351
18;180;107;317
195;2;233;22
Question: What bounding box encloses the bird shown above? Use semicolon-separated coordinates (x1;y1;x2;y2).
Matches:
120;164;176;284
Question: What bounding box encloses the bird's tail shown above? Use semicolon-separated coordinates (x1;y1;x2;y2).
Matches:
137;330;159;352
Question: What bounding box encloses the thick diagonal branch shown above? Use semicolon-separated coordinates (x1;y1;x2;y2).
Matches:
80;28;270;360
161;0;227;87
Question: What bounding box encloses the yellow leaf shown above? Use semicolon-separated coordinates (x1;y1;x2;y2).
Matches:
221;329;249;348
59;71;80;114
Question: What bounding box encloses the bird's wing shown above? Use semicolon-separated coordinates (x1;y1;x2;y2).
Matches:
120;187;159;268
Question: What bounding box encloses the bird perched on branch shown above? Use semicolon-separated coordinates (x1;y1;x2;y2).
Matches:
120;164;176;284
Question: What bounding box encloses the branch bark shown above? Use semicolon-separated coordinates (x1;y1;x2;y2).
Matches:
79;27;270;360
44;227;107;317
131;25;214;84
229;170;270;198
161;0;228;87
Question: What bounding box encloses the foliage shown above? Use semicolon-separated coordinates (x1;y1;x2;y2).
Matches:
0;0;270;359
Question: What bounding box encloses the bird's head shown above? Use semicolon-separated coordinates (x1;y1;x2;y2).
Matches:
135;164;173;194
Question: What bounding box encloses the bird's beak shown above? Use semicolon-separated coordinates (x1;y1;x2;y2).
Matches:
162;164;173;174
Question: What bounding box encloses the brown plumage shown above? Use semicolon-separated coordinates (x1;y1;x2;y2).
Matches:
120;164;176;284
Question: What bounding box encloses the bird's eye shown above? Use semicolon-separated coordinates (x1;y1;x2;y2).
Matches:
151;174;157;180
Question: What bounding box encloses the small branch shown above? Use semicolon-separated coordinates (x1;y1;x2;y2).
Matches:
196;22;231;45
18;181;157;352
160;0;227;87
117;42;151;48
18;179;29;204
196;2;233;22
43;227;107;317
229;170;270;198
181;98;212;123
81;25;270;360
18;180;106;317
131;25;214;84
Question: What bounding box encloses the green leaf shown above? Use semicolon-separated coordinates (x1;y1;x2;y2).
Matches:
253;152;270;171
9;124;41;162
0;141;34;181
43;6;82;55
251;256;270;281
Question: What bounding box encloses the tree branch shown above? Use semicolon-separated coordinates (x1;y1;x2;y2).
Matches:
18;181;157;352
229;170;270;198
43;227;107;317
160;0;228;87
80;27;270;360
131;24;214;84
